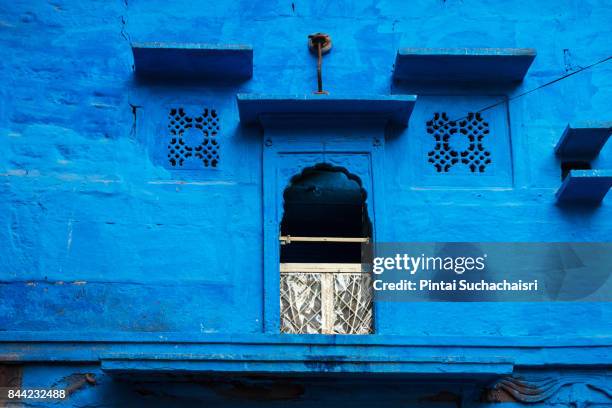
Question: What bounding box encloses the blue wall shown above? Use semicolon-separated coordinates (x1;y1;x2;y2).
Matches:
0;0;611;406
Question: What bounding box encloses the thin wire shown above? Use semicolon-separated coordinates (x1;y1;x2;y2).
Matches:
446;54;612;123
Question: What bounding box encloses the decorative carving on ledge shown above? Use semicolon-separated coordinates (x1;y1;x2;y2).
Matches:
482;375;612;404
0;364;22;388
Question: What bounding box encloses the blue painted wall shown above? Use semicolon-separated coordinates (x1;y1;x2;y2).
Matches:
0;0;611;406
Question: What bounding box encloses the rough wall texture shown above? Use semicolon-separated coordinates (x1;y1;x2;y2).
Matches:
0;0;611;406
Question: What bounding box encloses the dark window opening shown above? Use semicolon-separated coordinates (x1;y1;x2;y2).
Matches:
280;166;371;263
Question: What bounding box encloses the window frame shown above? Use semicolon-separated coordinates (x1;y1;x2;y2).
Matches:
262;127;386;334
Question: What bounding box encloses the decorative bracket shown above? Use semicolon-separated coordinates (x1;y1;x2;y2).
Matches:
483;375;612;404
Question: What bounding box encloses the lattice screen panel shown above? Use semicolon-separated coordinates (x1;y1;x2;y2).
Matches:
280;273;322;334
281;270;373;334
333;274;373;334
167;107;220;168
427;111;491;173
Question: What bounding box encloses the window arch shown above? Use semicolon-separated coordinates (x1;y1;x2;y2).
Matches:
279;164;373;334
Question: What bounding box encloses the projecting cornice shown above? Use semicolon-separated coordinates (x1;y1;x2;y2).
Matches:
236;94;417;127
393;47;536;83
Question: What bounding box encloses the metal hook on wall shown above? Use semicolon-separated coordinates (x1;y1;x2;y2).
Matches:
308;33;332;94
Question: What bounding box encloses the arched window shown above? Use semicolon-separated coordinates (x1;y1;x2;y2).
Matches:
279;165;373;334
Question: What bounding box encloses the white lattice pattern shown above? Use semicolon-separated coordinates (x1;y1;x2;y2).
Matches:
280;273;322;334
280;270;372;334
333;274;373;334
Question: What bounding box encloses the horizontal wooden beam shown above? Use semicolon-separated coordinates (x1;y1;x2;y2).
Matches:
279;236;369;244
280;263;366;273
